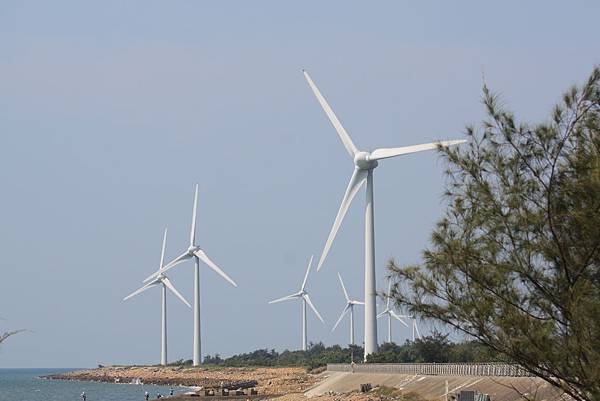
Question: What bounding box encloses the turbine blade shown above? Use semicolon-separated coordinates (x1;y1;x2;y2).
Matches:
162;276;191;308
143;251;191;283
338;272;350;302
414;320;422;339
142;271;160;284
331;304;351;332
303;294;324;323
376;310;387;319
190;184;199;247
194;250;237;287
317;168;367;271
300;255;314;291
370;139;467;161
390;311;410;327
386;280;392;310
303;70;357;157
123;282;158;301
160;253;191;275
268;293;299;304
352;300;365;305
159;228;168;269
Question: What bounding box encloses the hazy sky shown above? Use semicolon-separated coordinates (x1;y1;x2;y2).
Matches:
1;1;599;368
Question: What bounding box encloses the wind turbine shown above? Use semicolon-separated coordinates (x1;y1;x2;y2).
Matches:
144;184;237;366
331;272;364;345
269;255;324;351
400;294;427;341
384;313;421;341
376;281;408;343
303;70;466;360
402;315;422;341
123;228;191;365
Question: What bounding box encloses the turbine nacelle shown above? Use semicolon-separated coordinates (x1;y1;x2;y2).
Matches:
187;245;200;255
123;228;191;309
354;151;378;170
142;184;238;289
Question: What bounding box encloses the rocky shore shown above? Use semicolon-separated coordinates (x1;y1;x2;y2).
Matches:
43;366;319;395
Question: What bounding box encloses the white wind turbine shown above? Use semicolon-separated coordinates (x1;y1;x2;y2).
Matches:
269;255;324;351
123;228;191;365
144;184;237;366
396;314;422;341
400;294;428;341
377;281;408;344
331;273;364;346
303;70;466;360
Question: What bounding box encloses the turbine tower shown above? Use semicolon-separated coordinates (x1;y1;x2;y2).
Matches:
124;228;191;365
144;184;237;366
376;281;408;343
269;255;324;351
303;70;466;360
331;272;364;345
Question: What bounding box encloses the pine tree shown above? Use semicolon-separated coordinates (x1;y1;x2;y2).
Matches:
389;67;600;401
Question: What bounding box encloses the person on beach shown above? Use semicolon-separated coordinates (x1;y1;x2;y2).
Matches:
80;391;86;401
157;393;163;399
144;391;149;400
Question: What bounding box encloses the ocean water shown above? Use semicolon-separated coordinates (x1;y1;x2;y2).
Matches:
0;369;188;401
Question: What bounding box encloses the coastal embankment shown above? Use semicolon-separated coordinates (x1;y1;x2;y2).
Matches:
45;364;567;401
44;366;318;395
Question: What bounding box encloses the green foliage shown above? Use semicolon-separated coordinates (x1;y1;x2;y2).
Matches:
389;66;600;401
372;385;404;398
449;340;503;363
203;343;363;370
370;386;426;401
202;337;498;368
367;331;500;363
167;358;193;366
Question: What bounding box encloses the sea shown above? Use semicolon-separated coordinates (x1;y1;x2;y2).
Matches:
0;368;188;401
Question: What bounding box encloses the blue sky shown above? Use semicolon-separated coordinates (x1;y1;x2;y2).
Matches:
1;1;598;367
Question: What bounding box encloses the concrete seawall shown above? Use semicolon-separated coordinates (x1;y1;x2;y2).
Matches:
327;363;533;377
304;364;564;401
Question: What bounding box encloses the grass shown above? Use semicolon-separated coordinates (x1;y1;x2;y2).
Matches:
371;386;427;401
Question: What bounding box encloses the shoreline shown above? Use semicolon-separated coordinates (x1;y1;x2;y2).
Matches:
42;366;318;394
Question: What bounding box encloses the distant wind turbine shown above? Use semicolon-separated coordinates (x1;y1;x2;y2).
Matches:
144;184;237;366
396;314;422;341
401;294;428;341
124;228;191;365
376;281;408;343
331;273;364;345
303;70;466;360
269;255;324;351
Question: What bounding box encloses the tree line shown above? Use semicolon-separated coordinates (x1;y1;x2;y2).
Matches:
197;331;502;370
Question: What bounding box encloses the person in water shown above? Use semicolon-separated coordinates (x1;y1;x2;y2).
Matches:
144;391;149;400
80;392;86;401
170;388;174;396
